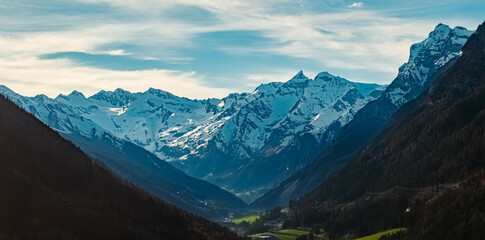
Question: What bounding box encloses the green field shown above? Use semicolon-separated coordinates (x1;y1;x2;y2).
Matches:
354;228;406;240
231;214;260;224
249;228;310;240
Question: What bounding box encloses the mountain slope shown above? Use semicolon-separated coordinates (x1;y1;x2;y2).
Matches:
252;23;473;209
0;94;242;240
0;86;247;219
65;132;248;219
289;21;485;239
1;71;384;203
177;72;384;201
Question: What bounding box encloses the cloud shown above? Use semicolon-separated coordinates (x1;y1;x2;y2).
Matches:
213;11;430;74
96;49;130;56
348;2;363;8
1;0;480;98
0;56;233;99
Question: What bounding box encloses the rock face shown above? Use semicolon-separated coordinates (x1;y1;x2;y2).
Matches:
0;70;384;203
289;21;485;240
251;23;473;209
174;72;383;202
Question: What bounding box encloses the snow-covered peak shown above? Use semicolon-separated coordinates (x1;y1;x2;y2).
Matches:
314;71;335;80
401;24;472;74
453;26;472;37
112;88;132;96
406;24;472;66
55;91;89;105
33;94;50;102
313;72;352;86
90;88;136;107
146;87;170;96
0;68;384;203
0;85;17;96
254;82;284;94
290;70;309;82
68;90;86;98
429;23;452;41
387;23;472;107
0;85;26;107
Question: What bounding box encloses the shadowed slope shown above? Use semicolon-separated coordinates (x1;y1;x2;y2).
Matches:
289;21;485;239
0;94;242;239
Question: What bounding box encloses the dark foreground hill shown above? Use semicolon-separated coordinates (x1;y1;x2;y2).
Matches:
288;21;485;239
0;86;248;220
0;94;242;239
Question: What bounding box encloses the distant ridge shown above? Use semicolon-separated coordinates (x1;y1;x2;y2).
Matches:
1;69;384;203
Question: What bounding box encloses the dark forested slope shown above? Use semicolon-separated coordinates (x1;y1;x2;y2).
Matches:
0;94;242;239
289;21;485;239
252;24;472;209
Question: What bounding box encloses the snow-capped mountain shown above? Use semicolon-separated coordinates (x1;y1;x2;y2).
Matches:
0;86;248;219
0;71;384;203
174;71;384;202
251;23;474;209
385;23;472;108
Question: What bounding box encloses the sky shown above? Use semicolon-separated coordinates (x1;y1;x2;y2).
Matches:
0;0;484;99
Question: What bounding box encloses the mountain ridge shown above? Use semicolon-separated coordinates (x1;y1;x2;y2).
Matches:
0;85;248;220
251;23;474;209
287;20;485;239
0;93;242;240
1;69;385;203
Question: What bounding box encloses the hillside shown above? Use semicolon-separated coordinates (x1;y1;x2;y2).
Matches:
287;21;485;239
252;23;473;209
0;86;247;219
0;94;242;239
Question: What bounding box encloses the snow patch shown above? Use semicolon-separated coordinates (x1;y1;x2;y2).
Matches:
109;107;127;115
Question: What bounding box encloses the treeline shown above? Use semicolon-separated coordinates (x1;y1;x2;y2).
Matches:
0;94;243;239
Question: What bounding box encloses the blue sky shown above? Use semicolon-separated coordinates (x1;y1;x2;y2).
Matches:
0;0;484;99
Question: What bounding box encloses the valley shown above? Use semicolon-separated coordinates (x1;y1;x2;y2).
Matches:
1;1;484;239
0;70;385;203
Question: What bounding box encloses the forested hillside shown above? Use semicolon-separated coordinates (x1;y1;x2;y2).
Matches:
0;94;242;240
287;21;485;240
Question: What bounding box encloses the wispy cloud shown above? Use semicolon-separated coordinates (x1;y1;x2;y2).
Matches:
0;56;232;99
96;49;130;56
0;0;482;98
348;2;363;8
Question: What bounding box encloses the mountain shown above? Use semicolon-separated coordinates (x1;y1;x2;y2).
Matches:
0;71;384;203
175;71;384;202
0;94;242;240
285;20;485;239
252;23;474;209
0;86;247;220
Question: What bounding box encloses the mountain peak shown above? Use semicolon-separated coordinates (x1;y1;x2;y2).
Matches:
146;87;167;94
145;87;176;99
33;94;49;102
290;70;308;81
474;21;485;41
114;88;129;94
90;88;136;106
68;90;85;98
434;23;450;31
402;24;472;71
462;21;485;54
315;71;335;80
428;23;452;41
